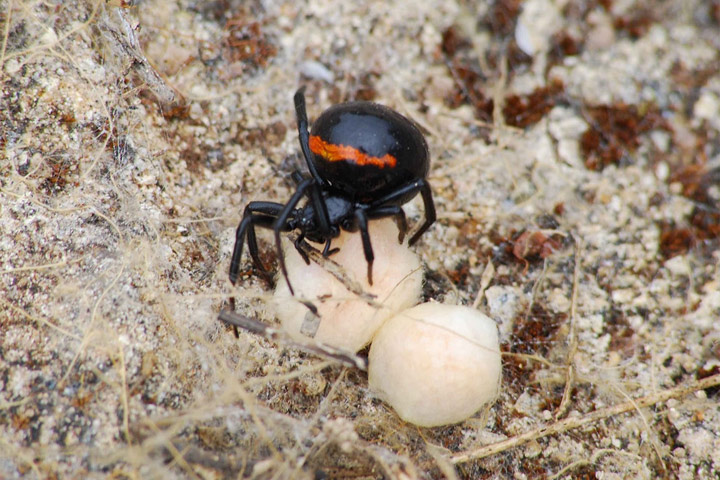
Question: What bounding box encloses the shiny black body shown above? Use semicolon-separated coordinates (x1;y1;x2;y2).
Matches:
310;102;430;202
229;88;436;294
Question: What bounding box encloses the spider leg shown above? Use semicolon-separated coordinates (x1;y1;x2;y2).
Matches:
229;201;287;285
245;202;288;281
369;178;435;246
273;177;316;295
309;182;331;235
354;208;374;286
293;232;311;265
229;214;276;284
291;170;305;185
294;88;324;186
293;89;332;235
367;205;408;244
322;238;340;257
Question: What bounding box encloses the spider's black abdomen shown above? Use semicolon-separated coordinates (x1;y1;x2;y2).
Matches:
309;102;429;203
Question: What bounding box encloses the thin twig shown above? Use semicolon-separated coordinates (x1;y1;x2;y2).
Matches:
522;256;548;325
549;448;640;480
118;343;132;445
451;373;720;464
555;238;582;419
218;310;367;371
99;7;176;104
472;260;495;309
0;258;81;274
291;234;380;307
1;297;81;340
58;208;127;388
0;0;13;68
609;382;666;471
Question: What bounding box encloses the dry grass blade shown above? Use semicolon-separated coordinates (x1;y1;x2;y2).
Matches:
451;373;720;463
218;309;368;370
290;233;382;307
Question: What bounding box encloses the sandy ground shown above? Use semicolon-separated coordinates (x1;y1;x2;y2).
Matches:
2;0;720;478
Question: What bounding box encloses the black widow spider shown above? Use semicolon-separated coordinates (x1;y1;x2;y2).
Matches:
229;88;435;295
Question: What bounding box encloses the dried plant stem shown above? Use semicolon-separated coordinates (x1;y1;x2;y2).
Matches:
451;373;720;464
555;238;582;419
291;234;380;307
218;309;367;371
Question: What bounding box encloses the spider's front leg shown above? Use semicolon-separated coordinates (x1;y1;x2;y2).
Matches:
272;178;331;296
294;87;324;186
229;201;286;285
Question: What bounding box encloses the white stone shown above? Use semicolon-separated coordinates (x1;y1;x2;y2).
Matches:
298;60;334;83
368;303;501;427
515;0;562;56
